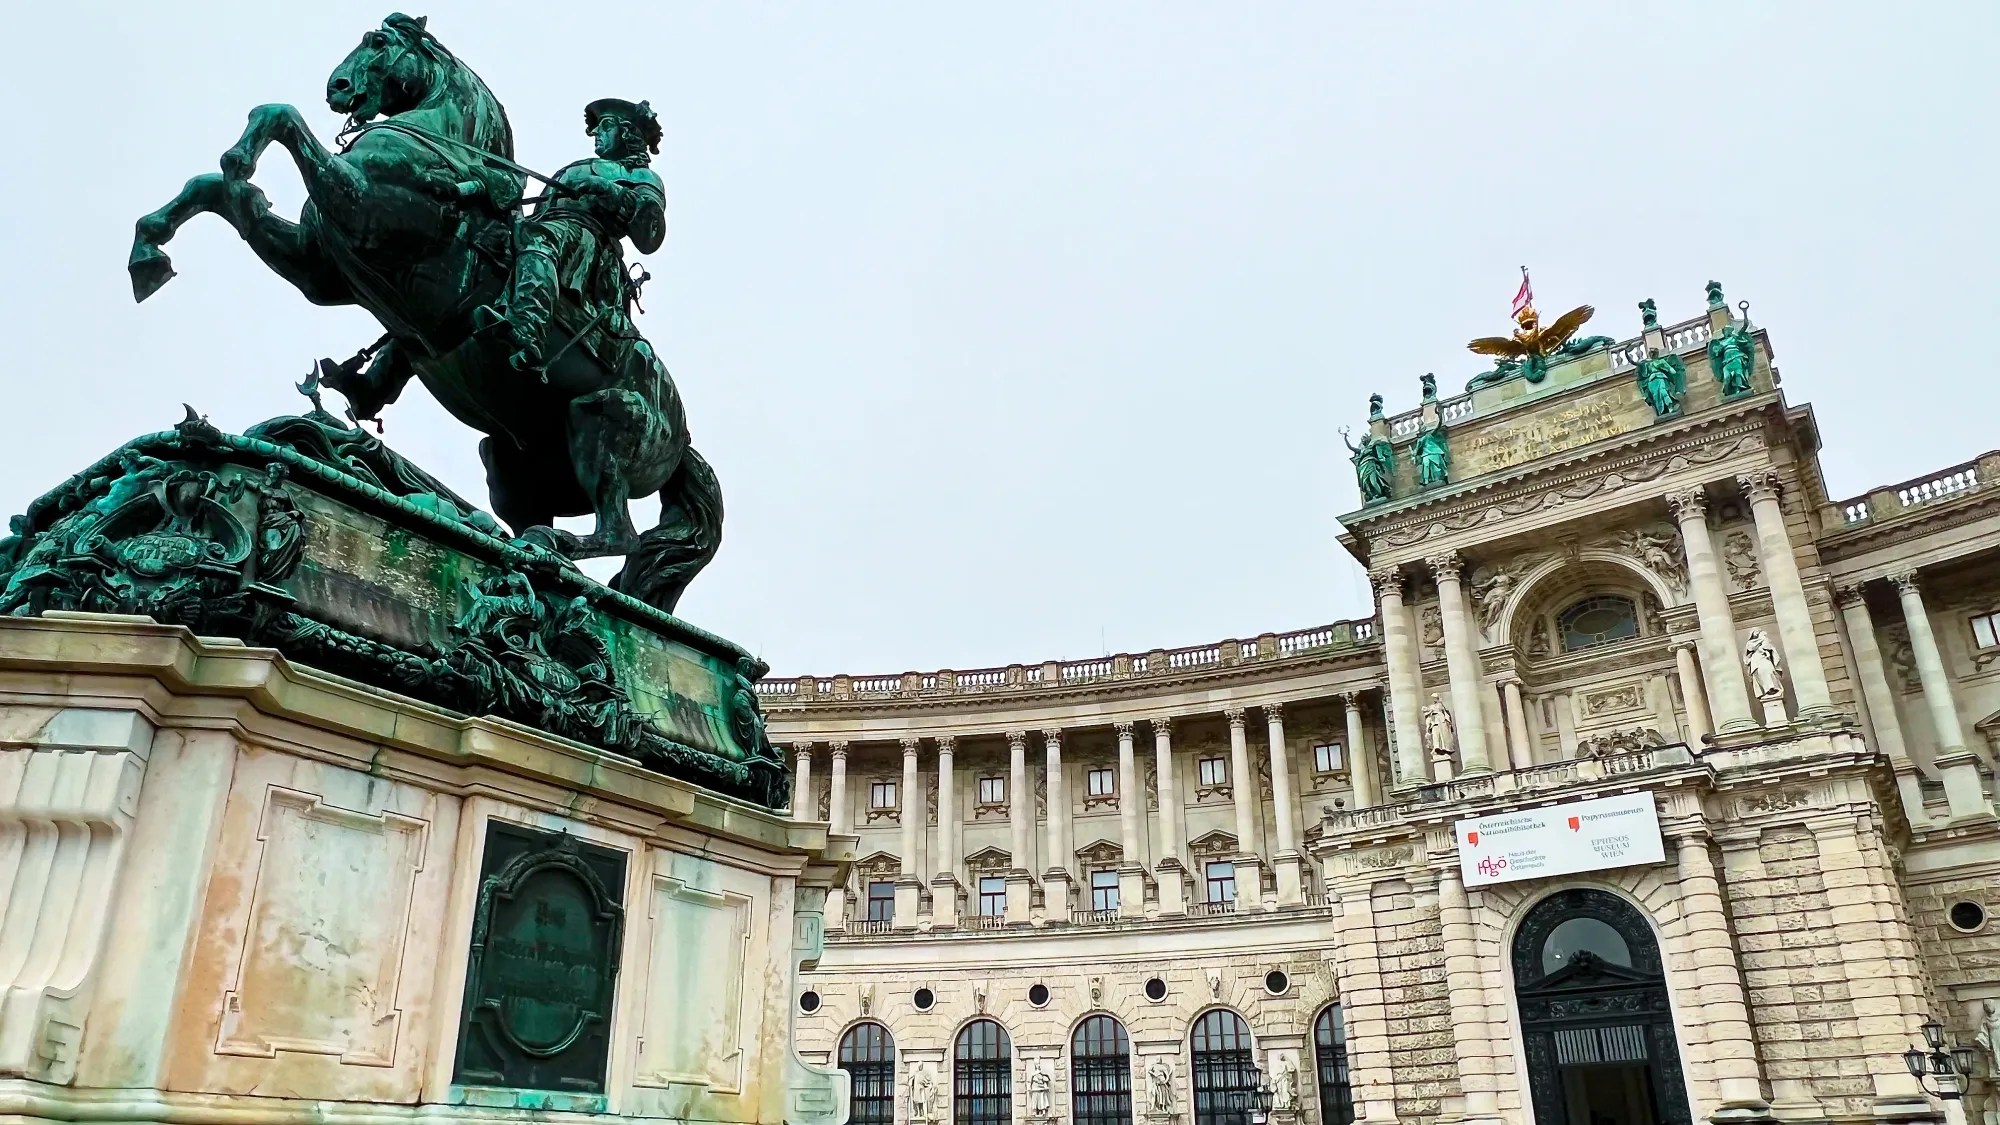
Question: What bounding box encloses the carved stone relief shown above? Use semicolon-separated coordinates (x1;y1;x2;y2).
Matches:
1595;524;1689;593
1420;604;1444;647
1722;529;1759;591
1579;683;1645;716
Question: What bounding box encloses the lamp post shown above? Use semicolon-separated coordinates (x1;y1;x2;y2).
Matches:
1231;1065;1274;1125
1904;1017;1980;1101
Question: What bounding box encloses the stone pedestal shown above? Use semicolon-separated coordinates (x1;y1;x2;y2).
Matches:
1231;856;1265;912
1154;857;1188;916
1938;753;1993;823
1005;872;1036;925
930;875;962;929
1042;869;1074;917
0;613;852;1125
893;876;924;930
1273;852;1304;906
1118;865;1148;919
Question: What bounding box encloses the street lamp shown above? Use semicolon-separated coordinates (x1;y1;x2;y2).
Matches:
1231;1065;1275;1125
1904;1018;1979;1100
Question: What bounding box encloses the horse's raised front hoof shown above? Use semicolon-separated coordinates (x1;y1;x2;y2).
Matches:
514;524;584;559
128;244;176;303
219;146;255;181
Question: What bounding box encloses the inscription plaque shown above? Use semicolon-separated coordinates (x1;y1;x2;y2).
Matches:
454;822;627;1094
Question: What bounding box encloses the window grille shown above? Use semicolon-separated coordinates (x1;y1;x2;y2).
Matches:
1191;1010;1256;1125
1313;1005;1354;1125
839;1022;897;1125
1071;1015;1132;1125
955;1019;1013;1125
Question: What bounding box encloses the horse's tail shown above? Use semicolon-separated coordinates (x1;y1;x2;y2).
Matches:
610;447;723;616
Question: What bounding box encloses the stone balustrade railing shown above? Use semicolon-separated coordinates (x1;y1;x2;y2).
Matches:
1320;743;1697;833
756;616;1380;701
1828;452;1999;528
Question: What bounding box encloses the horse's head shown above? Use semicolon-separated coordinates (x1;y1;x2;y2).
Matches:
327;14;442;123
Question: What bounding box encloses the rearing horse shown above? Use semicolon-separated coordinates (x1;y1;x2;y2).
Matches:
128;13;721;614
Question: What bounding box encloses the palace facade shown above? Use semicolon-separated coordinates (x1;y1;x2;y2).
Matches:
762;284;2000;1125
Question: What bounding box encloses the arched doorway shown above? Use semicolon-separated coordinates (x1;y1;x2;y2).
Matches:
955;1018;1013;1125
1311;1005;1354;1125
1513;888;1692;1125
837;1022;896;1125
1072;1014;1133;1125
1190;1009;1257;1125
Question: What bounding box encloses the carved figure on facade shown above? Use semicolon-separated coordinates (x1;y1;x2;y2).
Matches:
1469;565;1520;632
1722;530;1758;591
1600;525;1688;593
1744;628;1785;701
1269;1054;1298;1113
1027;1060;1054;1119
1575;727;1664;758
911;1064;941;1123
1341;427;1396;505
927;771;939;826
1423;693;1457;760
1634;347;1686;418
1414;421;1450;489
1881;623;1920;692
1420;604;1444;648
1707;306;1757;398
1978;999;2000;1073
1145;1057;1176;1114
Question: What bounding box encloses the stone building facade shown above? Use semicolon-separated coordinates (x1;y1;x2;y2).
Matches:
761;284;2000;1125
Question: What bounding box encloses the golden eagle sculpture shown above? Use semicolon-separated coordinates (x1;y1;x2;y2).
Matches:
1464;270;1614;390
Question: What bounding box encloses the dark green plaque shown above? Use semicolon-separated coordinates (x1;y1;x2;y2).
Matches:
454;822;626;1094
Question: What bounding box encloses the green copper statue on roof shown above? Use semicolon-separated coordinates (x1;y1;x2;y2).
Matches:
127;14;718;614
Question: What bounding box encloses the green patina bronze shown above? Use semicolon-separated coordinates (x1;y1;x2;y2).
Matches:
1414;421;1450;489
1706;280;1727;310
1342;427;1395;504
455;822;625;1095
1634;347;1686;418
128;14;716;614
1708;311;1756;398
0;410;788;809
1638;298;1658;331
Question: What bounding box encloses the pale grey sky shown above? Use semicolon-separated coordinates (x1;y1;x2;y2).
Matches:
2;3;1994;675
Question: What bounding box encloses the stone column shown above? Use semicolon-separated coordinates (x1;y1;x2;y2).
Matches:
1835;586;1930;825
895;737;923;928
828;741;851;836
1226;708;1258;853
792;742;814;820
1673;834;1771;1118
1152;717;1187;915
1005;730;1035;923
1892;573;1987;819
1671;641;1712;746
934;737;960;927
1373;569;1428;782
1427;552;1491;772
1341;694;1378;809
1668;486;1755;731
1738;472;1833;713
1500;680;1534;771
1436;866;1498;1119
1265;704;1303;905
1115;722;1146;917
1043;729;1073;914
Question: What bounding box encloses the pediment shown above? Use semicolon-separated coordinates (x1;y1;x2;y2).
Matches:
1518;951;1663;995
1075;838;1124;866
854;850;902;879
1187;829;1239;859
964;845;1013;873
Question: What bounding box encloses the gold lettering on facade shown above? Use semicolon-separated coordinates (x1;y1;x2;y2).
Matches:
1456;389;1649;477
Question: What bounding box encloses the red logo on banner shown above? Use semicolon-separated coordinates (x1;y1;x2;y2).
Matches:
1567;816;1580;831
1466;831;1480;846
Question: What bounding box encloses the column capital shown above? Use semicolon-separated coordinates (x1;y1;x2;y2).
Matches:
829;741;850;761
1889;570;1923;596
1113;721;1135;740
794;742;815;761
935;734;957;753
1368;568;1406;599
1735;470;1782;503
1665;484;1707;520
1006;729;1029;750
1224;707;1248;730
1423;550;1463;581
1041;728;1065;750
1264;702;1284;723
1669;637;1701;654
900;737;922;757
1834;583;1870;609
1149;715;1175;736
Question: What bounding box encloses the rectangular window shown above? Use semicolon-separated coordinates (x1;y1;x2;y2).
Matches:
869;780;897;809
866;880;895;922
978;876;1007;916
1205;861;1236;904
978;776;1006;804
1086;767;1116;796
1974;611;2000;649
1091;868;1120;912
1198;757;1228;786
1314;742;1344;773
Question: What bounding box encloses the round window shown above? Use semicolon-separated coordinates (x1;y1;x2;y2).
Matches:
1264;970;1290;995
1029;983;1050;1007
913;987;936;1011
1950;901;1987;933
1144;977;1168;1002
799;990;821;1014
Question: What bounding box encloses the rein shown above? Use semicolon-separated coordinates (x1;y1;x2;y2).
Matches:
340;119;572;205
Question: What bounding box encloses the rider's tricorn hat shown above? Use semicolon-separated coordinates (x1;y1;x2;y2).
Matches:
584;98;662;154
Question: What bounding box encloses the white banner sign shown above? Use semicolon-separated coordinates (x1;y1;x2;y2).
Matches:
1455;791;1665;887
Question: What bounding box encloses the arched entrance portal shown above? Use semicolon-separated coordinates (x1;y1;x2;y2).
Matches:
1513;889;1692;1125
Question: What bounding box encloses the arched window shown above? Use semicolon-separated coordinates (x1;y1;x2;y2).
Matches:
1311;1006;1354;1125
1558;595;1639;652
838;1022;896;1125
955;1019;1013;1125
1190;1010;1256;1125
1072;1015;1132;1125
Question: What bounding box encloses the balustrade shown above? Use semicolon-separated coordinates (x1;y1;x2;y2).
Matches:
1321;744;1697;833
1830;455;1991;527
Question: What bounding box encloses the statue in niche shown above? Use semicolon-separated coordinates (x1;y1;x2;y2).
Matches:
1744;628;1785;701
1707;305;1757;398
1269;1054;1298;1113
1634;346;1686;418
1027;1061;1054;1119
912;1065;941;1123
1146;1057;1177;1114
1342;427;1395;505
1423;693;1457;759
1977;1000;2000;1072
1414;421;1450;488
1470;566;1517;631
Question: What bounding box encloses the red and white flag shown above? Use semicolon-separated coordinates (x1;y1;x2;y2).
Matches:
1511;267;1533;316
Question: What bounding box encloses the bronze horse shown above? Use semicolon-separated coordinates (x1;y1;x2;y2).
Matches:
128;14;720;613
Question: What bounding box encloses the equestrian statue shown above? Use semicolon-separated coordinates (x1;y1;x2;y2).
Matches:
128;13;719;614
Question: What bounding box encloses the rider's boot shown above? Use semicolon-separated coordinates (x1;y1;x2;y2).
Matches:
503;247;558;376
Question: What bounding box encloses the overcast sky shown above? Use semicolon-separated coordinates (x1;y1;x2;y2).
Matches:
3;3;1995;676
